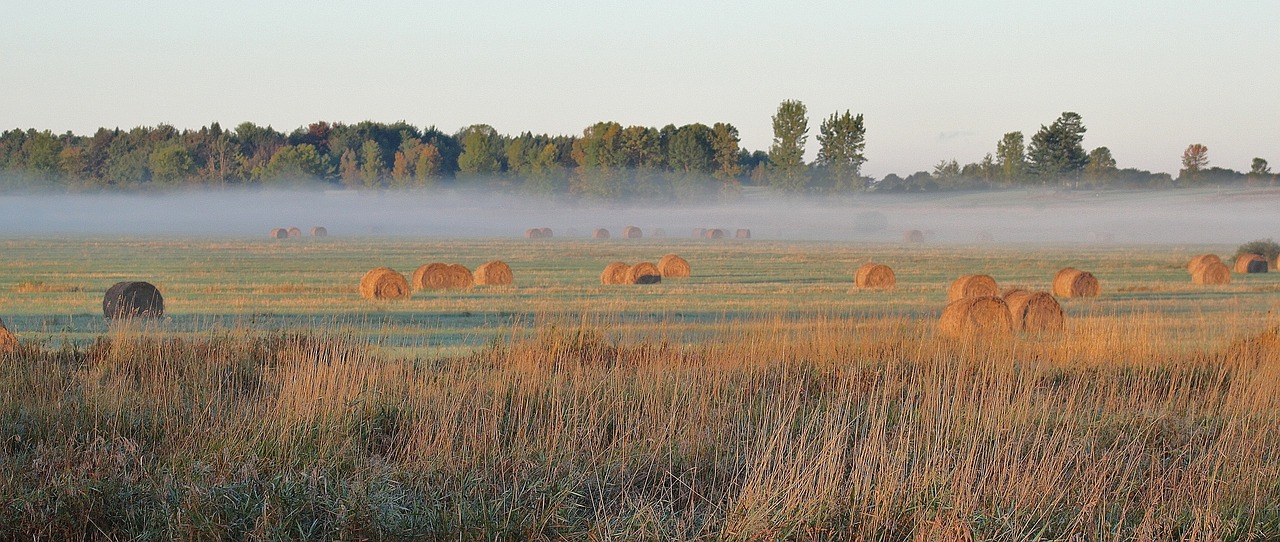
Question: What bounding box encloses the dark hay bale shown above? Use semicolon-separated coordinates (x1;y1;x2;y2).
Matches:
705;228;725;239
904;230;924;243
1052;268;1100;297
270;228;288;239
855;264;895;289
1234;254;1268;274
622;226;643;239
735;229;751;239
1192;262;1231;285
103;281;165;319
947;274;998;302
624;262;662;285
474;261;514;286
359;268;411;300
939;296;1012;337
593;228;610;239
657;254;691;278
525;228;548;239
310;226;328;237
539;227;553;238
601;262;630;285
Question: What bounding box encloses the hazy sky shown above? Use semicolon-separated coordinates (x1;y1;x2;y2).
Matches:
3;1;1276;178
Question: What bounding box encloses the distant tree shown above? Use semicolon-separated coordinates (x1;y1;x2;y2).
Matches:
815;110;867;190
768;99;809;191
358;140;384;187
22;130;63;178
932;159;961;188
996;131;1026;183
413;143;442;186
1027;112;1088;184
457;124;504;176
1248;157;1272;185
710;123;743;181
259;144;330;183
667;124;715;174
149;145;195;185
1179;143;1209;183
1084;146;1117;186
619;126;662;169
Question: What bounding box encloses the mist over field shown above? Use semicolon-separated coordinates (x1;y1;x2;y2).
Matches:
0;184;1277;244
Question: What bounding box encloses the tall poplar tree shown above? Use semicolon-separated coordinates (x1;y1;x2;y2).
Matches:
768;99;809;191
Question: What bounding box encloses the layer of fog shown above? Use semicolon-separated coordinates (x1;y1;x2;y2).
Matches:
1;185;1278;245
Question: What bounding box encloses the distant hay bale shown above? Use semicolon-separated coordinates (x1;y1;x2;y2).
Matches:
474;261;514;286
855;263;896;289
539;227;553;238
412;263;452;290
976;231;994;242
624;262;662;285
939;296;1013;337
947;274;998;302
287;227;302;238
735;228;751;239
1234;254;1268;274
103;281;165;319
705;228;725;239
657;254;691;278
1088;232;1115;243
447;264;474;288
359;267;411;300
1002;289;1065;333
310;226;328;237
270;228;288;239
622;226;643;239
524;228;546;239
601;262;630;285
0;317;17;352
1192;261;1231;285
593;228;610;239
1187;254;1220;274
652;228;667;238
1052;268;1100;297
693;228;707;239
904;230;924;243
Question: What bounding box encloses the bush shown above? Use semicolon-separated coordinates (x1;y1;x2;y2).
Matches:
1236;238;1280;263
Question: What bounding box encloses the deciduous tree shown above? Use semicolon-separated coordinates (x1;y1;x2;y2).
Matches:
768;99;809;191
815;110;867;190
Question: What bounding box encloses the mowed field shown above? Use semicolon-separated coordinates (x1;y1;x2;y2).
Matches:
3;235;1280;539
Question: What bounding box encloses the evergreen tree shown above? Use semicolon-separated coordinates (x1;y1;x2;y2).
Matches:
1027;112;1088;184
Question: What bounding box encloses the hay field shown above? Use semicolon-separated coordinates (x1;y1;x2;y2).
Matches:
2;236;1280;538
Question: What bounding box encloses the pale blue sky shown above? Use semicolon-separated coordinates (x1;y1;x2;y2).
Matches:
3;1;1276;177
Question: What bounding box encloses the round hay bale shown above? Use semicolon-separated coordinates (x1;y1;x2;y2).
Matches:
270;228;288;239
474;261;513;286
904;230;924;243
652;228;667;238
412;263;453;290
693;228;707;239
524;228;545;239
855;263;896;289
1234;254;1268;274
1052;268;1100;297
601;262;630;285
310;226;328;237
705;228;725;239
621;226;643;239
947;274;998;302
539;227;553;238
1192;261;1231;285
287;227;302;238
1002;289;1064;333
593;228;610;239
657;254;691;278
735;228;751;239
359;267;410;300
624;262;662;285
447;264;474;288
1187;254;1220;274
939;296;1012;337
103;281;165;319
0;317;17;353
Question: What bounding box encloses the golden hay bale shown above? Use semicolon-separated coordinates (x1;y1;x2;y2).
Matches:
593;228;610;239
947;274;998;302
1234;254;1268;274
657;254;691;278
412;263;453;290
474;261;514;286
1002;289;1065;333
693;228;707;238
310;226;327;237
1052;268;1100;297
0;317;17;352
1187;254;1220;274
624;262;662;285
104;281;165;319
855;263;896;289
904;230;924;243
705;228;726;239
652;228;667;238
287;227;302;238
359;267;411;300
1192;261;1231;285
939;296;1012;337
539;227;553;238
447;264;474;288
270;228;288;239
601;262;630;285
735;228;751;239
622;226;643;239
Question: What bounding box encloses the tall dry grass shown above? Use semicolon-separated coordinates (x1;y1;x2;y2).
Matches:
0;313;1278;539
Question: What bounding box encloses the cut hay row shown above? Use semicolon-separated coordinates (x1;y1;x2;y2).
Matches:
103;281;165;319
854;263;895;289
1002;288;1065;333
474;261;514;286
1234;254;1268;274
657;254;691;278
947;274;998;302
359;267;411;300
939;296;1012;337
1052;268;1100;297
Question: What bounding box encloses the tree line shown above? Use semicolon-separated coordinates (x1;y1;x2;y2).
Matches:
0;102;1273;198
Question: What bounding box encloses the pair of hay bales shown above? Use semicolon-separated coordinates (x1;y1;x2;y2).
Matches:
412;263;475;290
362;261;515;299
1052;268;1100;297
854;263;895;288
940;275;1065;335
270;226;326;238
601;262;661;284
103;281;165;319
1188;254;1231;285
524;227;553;239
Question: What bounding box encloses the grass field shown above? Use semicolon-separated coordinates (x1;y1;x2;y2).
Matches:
2;236;1280;539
